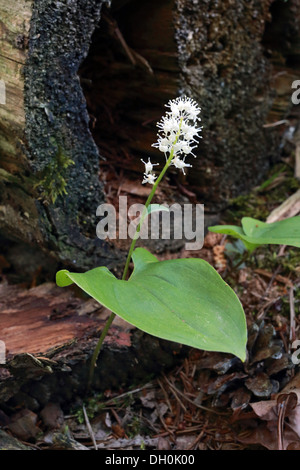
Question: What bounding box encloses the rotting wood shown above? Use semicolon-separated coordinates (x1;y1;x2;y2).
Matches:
0;281;184;409
0;0;124;272
0;429;32;450
0;1;43;248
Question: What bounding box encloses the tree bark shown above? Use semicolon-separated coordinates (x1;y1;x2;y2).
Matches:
0;0;123;272
0;0;299;271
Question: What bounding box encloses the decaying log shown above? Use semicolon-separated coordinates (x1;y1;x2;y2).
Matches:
0;281;184;409
0;0;299;271
0;0;123;271
0;429;32;450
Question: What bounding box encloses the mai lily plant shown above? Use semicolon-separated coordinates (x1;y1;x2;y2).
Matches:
208;216;300;253
56;97;248;387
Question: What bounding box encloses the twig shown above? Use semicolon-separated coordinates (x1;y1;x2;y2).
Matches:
289;287;296;346
157;378;173;413
263;119;289;128
234;251;251;269
267;190;300;223
264;265;281;295
82;404;97;450
257;296;281;320
155;404;176;443
102;11;136;65
277;245;287;257
110;407;123;427
104;383;155;405
277;397;289;451
163;374;187;413
140;415;161;434
163;374;228;416
187;419;208;450
255;265;282;320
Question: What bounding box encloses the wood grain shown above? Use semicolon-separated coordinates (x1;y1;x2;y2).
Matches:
0;0;31;164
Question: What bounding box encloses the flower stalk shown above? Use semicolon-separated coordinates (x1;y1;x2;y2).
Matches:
87;96;202;390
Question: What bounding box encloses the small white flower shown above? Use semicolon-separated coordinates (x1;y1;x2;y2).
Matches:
181;142;197;157
158;142;170;154
171;156;192;175
183;101;201;121
171;141;183;154
157;116;180;136
152;137;171;154
141;157;159;174
181;121;202;142
165;96;201;122
142;173;157;185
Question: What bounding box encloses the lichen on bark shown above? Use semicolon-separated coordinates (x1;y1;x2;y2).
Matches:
173;0;278;210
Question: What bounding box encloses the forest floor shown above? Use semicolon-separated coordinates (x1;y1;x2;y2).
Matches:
0;161;299;451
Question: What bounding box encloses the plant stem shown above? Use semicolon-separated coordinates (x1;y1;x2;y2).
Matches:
121;147;176;281
87;121;182;391
87;311;116;390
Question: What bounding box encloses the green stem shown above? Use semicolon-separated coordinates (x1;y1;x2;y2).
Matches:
121;147;176;281
87;121;183;390
87;311;116;390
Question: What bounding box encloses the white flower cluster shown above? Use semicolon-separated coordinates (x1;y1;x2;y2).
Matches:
141;96;202;184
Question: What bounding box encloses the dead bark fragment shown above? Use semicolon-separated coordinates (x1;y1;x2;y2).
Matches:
0;429;32;450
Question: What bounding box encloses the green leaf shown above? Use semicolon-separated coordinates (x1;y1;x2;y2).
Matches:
209;216;300;252
208;216;300;252
56;248;247;361
208;224;261;252
241;216;300;247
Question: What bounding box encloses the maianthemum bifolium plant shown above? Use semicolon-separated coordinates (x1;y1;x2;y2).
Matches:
56;97;248;387
208;216;300;253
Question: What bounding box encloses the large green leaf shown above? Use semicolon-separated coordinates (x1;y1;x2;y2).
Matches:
56;248;247;361
241;216;300;247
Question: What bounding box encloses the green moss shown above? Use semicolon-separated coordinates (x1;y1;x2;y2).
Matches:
225;192;270;224
0;168;24;186
72;394;106;424
225;164;300;225
126;415;142;438
253;245;300;276
35;142;74;204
